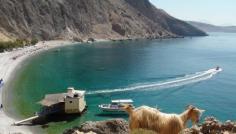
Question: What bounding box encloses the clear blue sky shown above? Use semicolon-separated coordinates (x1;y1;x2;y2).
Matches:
149;0;236;26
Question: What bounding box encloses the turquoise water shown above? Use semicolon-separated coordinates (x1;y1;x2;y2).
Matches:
5;33;236;133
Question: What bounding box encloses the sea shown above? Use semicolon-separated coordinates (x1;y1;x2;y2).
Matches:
4;32;236;133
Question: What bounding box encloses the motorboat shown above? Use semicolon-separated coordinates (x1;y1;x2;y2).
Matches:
215;66;223;72
98;99;134;113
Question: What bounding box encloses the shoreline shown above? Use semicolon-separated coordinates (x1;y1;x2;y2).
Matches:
0;40;79;133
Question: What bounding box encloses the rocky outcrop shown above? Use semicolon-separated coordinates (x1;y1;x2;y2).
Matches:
183;117;236;134
64;117;236;134
0;0;206;41
63;119;128;134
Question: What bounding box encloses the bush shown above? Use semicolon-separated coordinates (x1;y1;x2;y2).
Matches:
0;38;39;52
31;38;38;45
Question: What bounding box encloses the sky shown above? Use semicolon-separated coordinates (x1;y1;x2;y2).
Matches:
149;0;236;26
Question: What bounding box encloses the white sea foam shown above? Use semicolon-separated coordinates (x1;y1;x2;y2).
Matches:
86;68;222;95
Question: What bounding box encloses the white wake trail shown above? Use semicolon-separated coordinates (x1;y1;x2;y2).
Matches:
86;68;222;95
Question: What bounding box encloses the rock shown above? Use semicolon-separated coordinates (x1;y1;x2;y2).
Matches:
64;119;128;134
182;128;202;134
185;117;236;134
64;117;236;134
112;24;126;36
73;37;83;42
73;130;96;134
87;38;95;43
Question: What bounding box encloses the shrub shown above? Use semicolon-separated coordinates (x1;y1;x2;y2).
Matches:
0;38;39;52
31;38;38;45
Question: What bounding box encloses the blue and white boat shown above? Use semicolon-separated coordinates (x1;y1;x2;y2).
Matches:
98;99;134;113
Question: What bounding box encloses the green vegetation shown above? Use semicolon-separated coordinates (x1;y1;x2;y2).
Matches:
0;38;39;52
30;38;38;46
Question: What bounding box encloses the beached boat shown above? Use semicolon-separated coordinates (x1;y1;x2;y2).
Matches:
98;99;134;113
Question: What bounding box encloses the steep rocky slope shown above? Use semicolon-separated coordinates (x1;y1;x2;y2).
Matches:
125;0;207;36
0;0;207;41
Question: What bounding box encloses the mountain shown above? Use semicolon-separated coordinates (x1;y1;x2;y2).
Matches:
188;21;236;33
0;0;207;41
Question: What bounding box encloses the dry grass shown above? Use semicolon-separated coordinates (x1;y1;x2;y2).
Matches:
0;32;11;42
131;129;157;134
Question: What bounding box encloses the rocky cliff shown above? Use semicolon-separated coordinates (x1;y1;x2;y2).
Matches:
0;0;207;41
64;119;128;134
64;118;236;134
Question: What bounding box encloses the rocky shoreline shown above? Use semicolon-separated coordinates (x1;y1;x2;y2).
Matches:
64;117;236;134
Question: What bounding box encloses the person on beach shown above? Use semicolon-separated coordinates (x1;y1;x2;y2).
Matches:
0;78;3;85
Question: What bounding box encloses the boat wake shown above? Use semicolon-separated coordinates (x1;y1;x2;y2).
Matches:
86;68;222;95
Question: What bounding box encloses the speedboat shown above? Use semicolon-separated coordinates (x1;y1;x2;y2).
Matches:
215;66;223;72
98;99;134;113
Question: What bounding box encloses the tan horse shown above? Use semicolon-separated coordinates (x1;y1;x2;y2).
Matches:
123;105;205;134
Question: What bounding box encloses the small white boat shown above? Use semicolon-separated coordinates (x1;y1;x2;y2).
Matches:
98;99;134;113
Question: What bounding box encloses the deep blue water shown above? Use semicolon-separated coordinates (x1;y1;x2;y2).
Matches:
6;33;236;133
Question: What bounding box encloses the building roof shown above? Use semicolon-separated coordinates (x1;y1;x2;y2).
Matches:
39;89;86;107
39;93;66;107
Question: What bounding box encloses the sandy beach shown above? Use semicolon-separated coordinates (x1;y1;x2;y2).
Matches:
0;40;76;134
